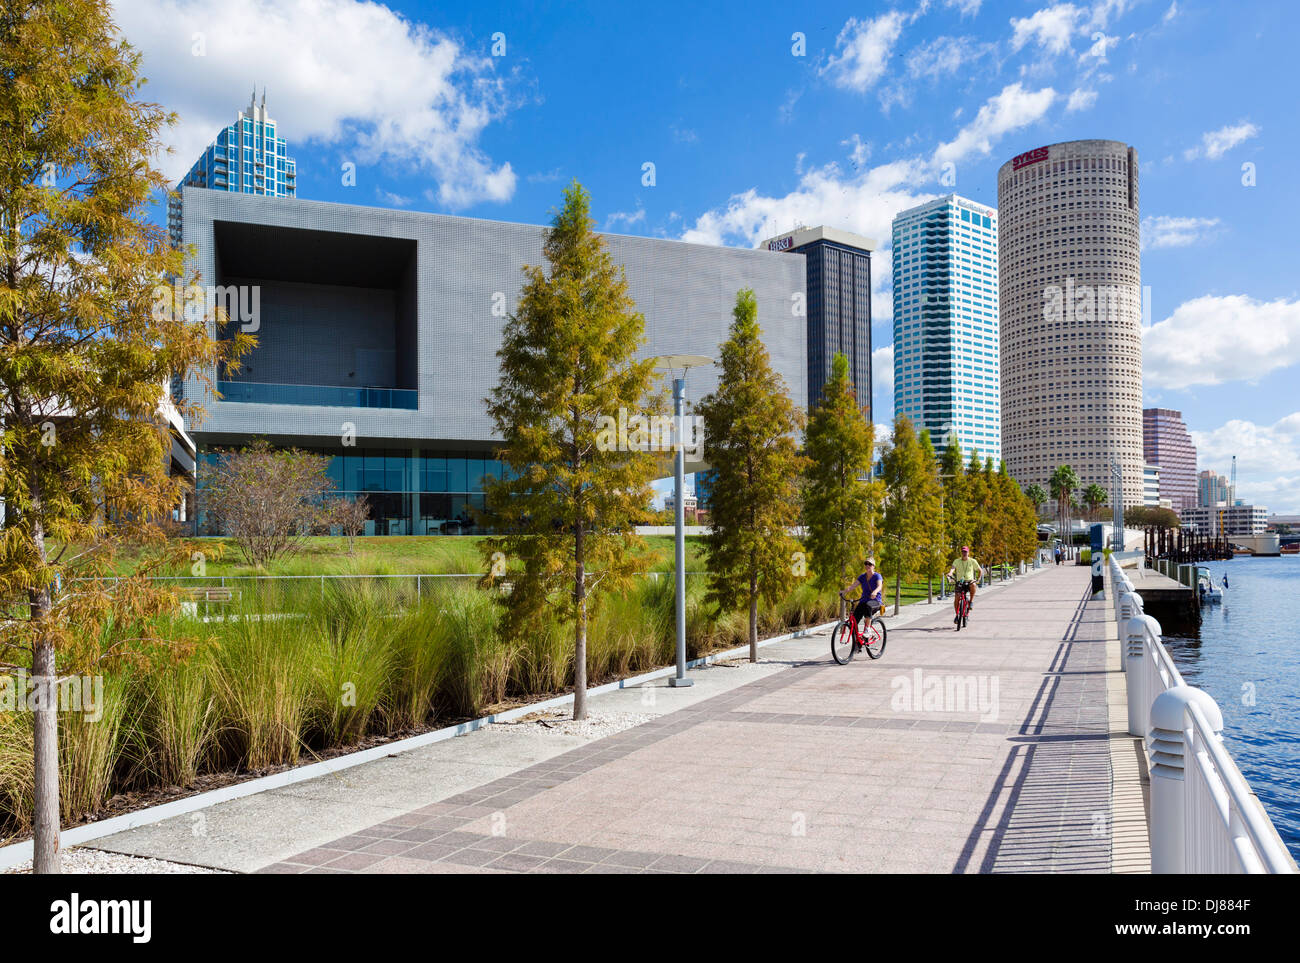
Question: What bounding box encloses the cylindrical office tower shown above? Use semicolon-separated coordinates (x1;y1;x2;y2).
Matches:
997;139;1143;509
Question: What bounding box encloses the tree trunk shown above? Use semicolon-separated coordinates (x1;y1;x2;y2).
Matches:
573;522;587;720
927;574;933;604
838;555;846;622
748;571;758;663
32;628;59;874
29;495;60;874
893;561;902;617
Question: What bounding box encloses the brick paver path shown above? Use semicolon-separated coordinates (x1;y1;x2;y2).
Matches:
266;566;1115;873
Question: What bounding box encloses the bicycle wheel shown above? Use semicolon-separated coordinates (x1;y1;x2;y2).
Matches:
831;620;856;664
864;617;887;659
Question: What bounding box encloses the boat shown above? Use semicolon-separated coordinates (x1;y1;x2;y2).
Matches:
1196;566;1223;604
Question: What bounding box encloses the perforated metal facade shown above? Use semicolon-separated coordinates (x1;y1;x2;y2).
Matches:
180;188;809;450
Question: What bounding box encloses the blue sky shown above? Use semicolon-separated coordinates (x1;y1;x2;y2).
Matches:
116;0;1300;511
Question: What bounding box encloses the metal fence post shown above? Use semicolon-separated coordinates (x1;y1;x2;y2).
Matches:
1149;685;1223;874
1125;613;1161;736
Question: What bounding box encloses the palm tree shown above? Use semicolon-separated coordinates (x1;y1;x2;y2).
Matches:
1049;464;1080;550
1025;483;1048;518
1082;483;1108;521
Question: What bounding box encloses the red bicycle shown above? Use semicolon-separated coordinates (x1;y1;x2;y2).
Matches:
831;594;887;663
952;579;973;631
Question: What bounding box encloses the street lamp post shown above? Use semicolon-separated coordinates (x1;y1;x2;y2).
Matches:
1110;458;1123;551
653;354;711;688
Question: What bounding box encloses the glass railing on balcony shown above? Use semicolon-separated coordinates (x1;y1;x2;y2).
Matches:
217;380;418;410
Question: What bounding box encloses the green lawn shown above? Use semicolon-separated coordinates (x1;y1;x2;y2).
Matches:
104;534;708;578
102;535;1012;608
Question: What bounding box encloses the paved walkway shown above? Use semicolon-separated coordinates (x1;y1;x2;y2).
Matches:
218;565;1134;874
85;565;1147;873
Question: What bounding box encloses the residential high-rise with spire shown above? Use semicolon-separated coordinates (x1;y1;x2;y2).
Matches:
167;89;297;246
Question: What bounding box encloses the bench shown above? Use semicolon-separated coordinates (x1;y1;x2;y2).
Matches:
180;586;236;603
179;585;238;617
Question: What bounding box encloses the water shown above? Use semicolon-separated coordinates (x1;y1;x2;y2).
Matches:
1161;555;1300;863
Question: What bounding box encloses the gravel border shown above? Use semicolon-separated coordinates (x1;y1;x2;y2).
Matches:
4;848;229;874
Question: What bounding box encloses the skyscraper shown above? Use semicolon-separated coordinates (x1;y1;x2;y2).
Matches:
1142;407;1197;511
891;194;1000;463
1197;469;1230;508
759;226;875;413
167;90;297;246
997;139;1143;506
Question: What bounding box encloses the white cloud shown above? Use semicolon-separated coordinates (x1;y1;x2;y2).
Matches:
871;344;894;424
1079;31;1119;63
1162;1;1179;24
1183;121;1261;160
1143;294;1300;388
1229;474;1299;514
605;206;647;230
1190;410;1300;491
1085;0;1134;30
1140;215;1220;249
680;81;1058;335
905;35;987;81
842;134;871;168
872;344;894;395
946;0;983;16
375;188;412;207
932;83;1057;167
1010;4;1084;54
113;0;517;208
1066;88;1098;111
822;11;908;93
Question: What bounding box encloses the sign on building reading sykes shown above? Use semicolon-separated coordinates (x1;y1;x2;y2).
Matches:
1012;146;1049;170
767;235;795;252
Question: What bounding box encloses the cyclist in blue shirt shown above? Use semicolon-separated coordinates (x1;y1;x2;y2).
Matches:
842;559;884;630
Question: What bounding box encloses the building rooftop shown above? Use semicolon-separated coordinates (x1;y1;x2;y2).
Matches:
758;225;877;254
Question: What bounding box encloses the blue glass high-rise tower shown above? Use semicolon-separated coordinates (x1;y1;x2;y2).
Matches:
168;90;297;246
891;194;1000;464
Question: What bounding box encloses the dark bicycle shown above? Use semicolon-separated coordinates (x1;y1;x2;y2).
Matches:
831;592;887;663
953;579;973;631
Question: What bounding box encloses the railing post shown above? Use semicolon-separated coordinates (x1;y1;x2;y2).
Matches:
1148;685;1223;874
1125;613;1160;736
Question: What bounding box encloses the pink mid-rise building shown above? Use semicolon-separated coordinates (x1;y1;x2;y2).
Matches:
1142;408;1197;511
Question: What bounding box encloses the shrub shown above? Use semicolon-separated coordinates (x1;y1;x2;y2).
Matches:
139;649;217;787
208;593;316;769
305;589;396;746
58;674;131;821
431;584;508;718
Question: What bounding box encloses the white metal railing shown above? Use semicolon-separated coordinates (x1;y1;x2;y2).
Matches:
1184;701;1295;873
1107;555;1297;874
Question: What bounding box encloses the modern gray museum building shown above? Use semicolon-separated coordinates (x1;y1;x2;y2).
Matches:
178;188;871;534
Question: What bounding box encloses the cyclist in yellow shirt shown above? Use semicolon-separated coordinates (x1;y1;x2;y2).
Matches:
946;545;985;625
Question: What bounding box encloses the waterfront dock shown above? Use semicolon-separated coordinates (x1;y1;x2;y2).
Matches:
74;565;1152;874
1124;563;1199;626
